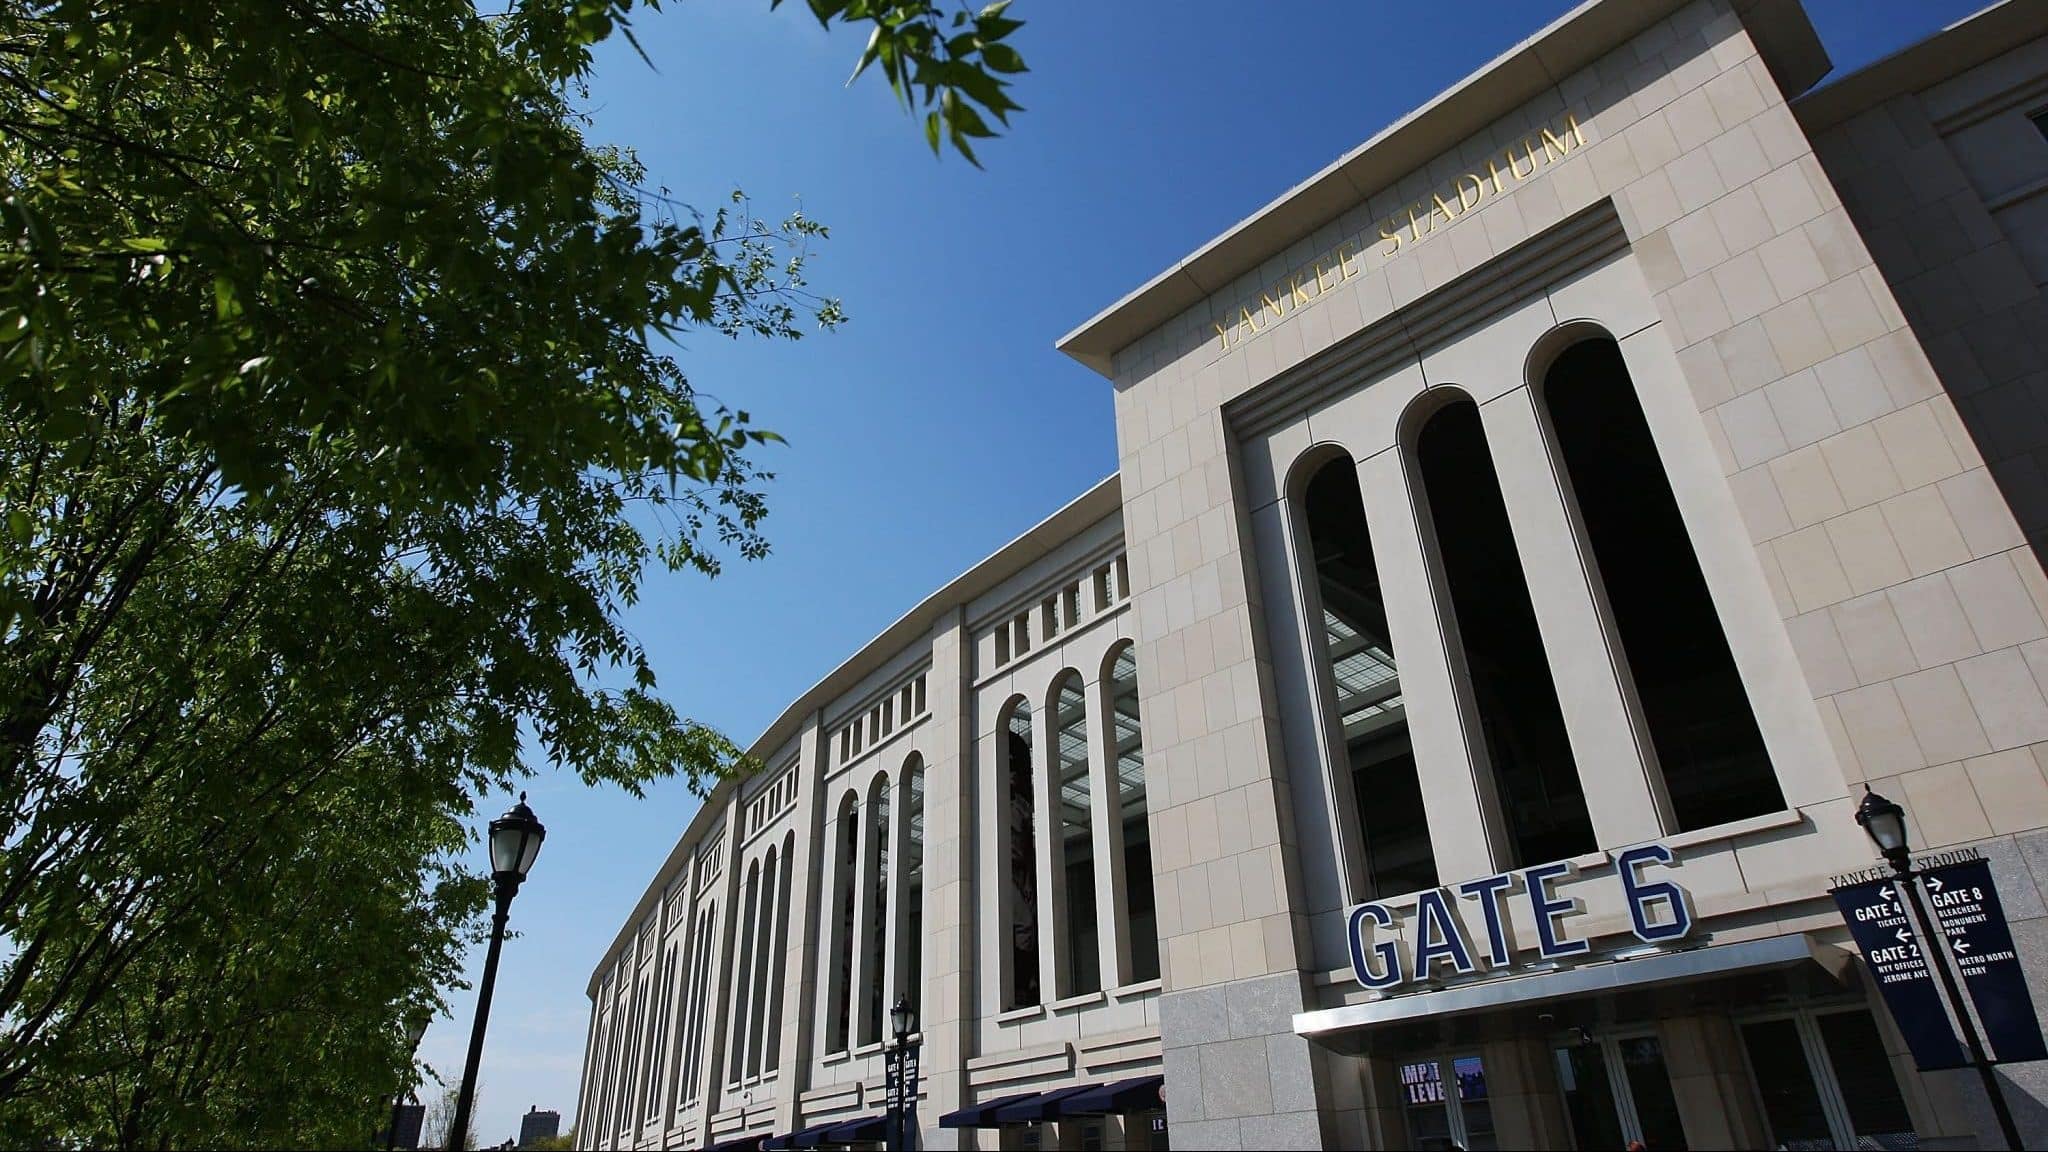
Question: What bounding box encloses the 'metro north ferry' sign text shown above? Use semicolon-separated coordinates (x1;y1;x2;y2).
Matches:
1211;111;1587;354
1347;843;1694;990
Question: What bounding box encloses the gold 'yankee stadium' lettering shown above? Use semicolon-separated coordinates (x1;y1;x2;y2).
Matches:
1214;110;1585;353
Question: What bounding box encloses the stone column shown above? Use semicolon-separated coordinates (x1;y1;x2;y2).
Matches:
1034;687;1069;1001
1089;664;1133;987
1658;1015;1768;1149
1480;1035;1570;1150
1478;387;1671;845
773;716;827;1135
1355;445;1504;881
922;609;977;1150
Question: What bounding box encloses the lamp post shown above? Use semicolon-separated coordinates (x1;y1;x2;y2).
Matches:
385;1011;432;1151
1855;788;2021;1151
886;996;917;1152
449;793;546;1151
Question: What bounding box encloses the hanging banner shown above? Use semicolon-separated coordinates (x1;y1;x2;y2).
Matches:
1921;858;2048;1064
1831;877;1966;1070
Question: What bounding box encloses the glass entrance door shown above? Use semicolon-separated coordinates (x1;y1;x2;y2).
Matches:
1553;1032;1687;1150
1738;1007;1917;1150
1399;1053;1497;1151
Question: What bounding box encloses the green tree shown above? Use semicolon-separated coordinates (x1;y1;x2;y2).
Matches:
0;0;1024;1146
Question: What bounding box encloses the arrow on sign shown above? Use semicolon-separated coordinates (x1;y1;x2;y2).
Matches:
1955;939;1972;953
1928;876;1945;893
1880;886;1894;901
1896;928;1913;943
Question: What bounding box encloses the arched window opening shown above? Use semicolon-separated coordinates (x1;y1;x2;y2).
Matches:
727;863;759;1083
744;847;777;1077
827;794;859;1051
1003;699;1041;1009
860;773;891;1046
1301;456;1439;897
1543;338;1783;829
765;832;794;1074
683;904;713;1104
1052;671;1100;996
1108;646;1160;983
902;759;926;1021
1415;398;1596;866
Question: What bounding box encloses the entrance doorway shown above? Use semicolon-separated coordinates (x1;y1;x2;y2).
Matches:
1399;1053;1497;1150
1552;1031;1687;1150
1736;1007;1916;1150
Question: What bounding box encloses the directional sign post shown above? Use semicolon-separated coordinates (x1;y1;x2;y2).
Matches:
1832;849;2029;1151
1922;858;2048;1063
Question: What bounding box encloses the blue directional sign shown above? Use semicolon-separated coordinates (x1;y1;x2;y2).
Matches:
1921;858;2048;1064
1831;877;1966;1070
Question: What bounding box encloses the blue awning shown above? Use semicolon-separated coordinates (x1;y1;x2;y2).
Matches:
991;1084;1098;1125
821;1114;889;1144
1058;1074;1165;1116
938;1091;1038;1129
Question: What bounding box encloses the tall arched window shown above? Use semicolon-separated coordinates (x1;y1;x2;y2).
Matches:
681;904;713;1104
827;793;859;1051
1415;398;1596;867
765;831;794;1074
1107;645;1160;983
902;760;925;1017
1051;671;1100;996
1543;337;1783;829
744;846;777;1077
1001;698;1041;1009
1300;455;1439;897
860;772;891;1046
727;863;759;1083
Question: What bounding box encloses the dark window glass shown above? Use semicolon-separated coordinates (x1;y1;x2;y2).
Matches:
1741;1018;1834;1149
1415;401;1595;866
904;765;925;1017
1818;1010;1915;1147
1302;457;1438;896
1544;338;1784;830
1110;648;1160;983
1555;1042;1625;1150
1006;703;1041;1008
1618;1035;1688;1151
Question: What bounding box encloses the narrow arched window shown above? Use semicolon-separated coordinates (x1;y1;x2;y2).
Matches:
860;772;891;1046
1300;455;1440;896
1543;337;1783;829
764;832;794;1074
1001;698;1041;1009
827;793;859;1051
901;757;926;1020
1052;670;1100;996
744;846;777;1077
1107;645;1160;983
728;863;759;1083
1415;398;1596;866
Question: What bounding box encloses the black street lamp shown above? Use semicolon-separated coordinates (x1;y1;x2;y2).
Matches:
449;793;546;1151
1854;788;2021;1150
385;1011;432;1151
886;995;917;1152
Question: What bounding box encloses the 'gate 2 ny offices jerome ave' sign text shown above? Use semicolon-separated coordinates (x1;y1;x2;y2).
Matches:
1211;111;1589;355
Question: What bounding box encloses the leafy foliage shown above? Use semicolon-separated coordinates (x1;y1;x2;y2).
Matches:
0;0;1022;1146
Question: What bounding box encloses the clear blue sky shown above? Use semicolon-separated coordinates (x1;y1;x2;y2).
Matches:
417;1;1993;1142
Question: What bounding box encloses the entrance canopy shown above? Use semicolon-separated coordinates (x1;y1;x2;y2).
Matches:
1294;934;1851;1053
940;1074;1166;1129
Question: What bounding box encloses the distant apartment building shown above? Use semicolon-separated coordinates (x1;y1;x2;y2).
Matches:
520;1107;562;1147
